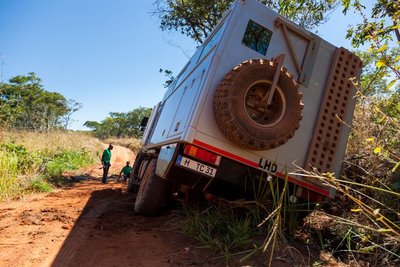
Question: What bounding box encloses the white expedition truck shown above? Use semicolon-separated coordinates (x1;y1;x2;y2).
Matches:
128;0;362;215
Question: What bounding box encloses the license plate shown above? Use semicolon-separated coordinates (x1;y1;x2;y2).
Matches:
176;155;217;178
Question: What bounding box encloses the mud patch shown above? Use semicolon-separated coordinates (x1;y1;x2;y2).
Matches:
18;208;75;226
19;210;43;225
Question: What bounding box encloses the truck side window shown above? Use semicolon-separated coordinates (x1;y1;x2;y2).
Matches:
242;19;272;55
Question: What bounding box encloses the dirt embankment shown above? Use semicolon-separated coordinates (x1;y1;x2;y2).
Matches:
0;145;220;267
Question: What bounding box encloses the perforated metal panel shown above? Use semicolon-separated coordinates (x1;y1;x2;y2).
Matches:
304;47;362;173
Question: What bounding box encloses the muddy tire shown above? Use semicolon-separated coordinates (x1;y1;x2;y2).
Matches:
127;158;149;193
138;159;149;180
127;174;141;193
127;152;146;193
214;59;303;150
127;177;137;193
134;158;171;216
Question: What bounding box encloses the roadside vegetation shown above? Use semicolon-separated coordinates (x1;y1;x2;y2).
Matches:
183;176;304;264
84;107;152;140
0;72;105;200
0;71;143;199
156;0;400;266
0;130;102;201
0;72;81;131
104;137;142;154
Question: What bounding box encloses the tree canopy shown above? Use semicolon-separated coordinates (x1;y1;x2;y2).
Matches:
84;107;152;139
344;0;399;96
344;0;400;122
0;72;81;131
153;0;338;44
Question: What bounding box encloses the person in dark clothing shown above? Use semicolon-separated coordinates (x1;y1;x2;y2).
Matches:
101;144;113;183
119;161;132;182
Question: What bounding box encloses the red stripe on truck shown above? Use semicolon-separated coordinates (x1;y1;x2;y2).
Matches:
193;140;259;168
193;139;330;197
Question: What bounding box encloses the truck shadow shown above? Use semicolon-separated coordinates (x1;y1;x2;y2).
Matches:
50;179;206;267
51;183;138;267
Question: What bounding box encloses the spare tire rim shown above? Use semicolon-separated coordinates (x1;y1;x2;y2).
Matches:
244;80;286;127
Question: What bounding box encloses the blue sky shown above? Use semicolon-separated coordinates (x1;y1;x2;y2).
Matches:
0;0;362;130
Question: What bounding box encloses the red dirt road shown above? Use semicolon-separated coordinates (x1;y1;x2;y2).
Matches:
0;145;218;267
0;145;313;267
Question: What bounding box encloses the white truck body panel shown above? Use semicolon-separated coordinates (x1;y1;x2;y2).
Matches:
143;0;361;198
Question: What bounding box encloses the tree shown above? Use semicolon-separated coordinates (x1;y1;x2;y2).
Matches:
343;1;399;120
0;72;81;131
343;1;400;190
343;0;400;46
159;68;175;88
84;107;152;139
153;0;338;44
344;0;399;84
356;48;400;97
63;99;83;129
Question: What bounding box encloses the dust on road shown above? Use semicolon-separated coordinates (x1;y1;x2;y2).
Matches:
0;145;217;267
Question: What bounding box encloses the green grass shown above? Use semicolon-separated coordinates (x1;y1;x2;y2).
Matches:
28;175;53;193
182;173;319;266
0;144;40;199
0;150;20;199
184;205;257;261
0;131;99;200
45;149;93;177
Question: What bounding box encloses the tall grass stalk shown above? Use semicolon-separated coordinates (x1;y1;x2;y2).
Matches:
184;170;310;265
247;171;291;267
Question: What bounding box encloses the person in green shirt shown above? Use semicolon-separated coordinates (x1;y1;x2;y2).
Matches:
101;144;113;184
119;161;132;182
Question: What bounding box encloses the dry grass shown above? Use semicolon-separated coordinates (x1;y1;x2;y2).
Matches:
345;101;400;186
104;137;142;154
0;129;103;200
291;167;400;266
0;130;103;155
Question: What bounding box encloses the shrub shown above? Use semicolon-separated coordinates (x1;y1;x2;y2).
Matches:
0;150;21;199
183;174;312;265
28;176;53;193
44;149;93;177
0;130;101;200
184;205;256;261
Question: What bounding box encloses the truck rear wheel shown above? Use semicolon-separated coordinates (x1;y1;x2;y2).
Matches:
127;152;146;193
134;158;171;216
214;59;303;150
127;174;139;193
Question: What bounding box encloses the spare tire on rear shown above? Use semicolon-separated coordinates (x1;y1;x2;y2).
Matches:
213;58;303;150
